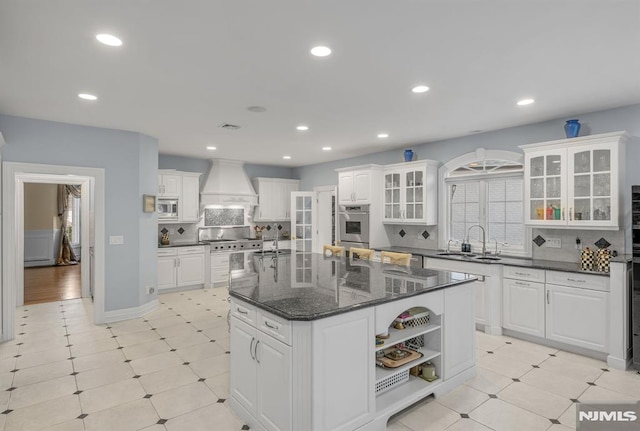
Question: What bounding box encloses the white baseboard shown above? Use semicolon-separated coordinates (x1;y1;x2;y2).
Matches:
24;259;55;268
103;299;159;323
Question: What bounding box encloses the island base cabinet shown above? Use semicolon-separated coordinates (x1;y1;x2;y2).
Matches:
545;284;609;352
443;283;475;379
231;317;292;431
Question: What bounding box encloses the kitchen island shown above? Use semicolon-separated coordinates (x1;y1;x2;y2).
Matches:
228;251;477;431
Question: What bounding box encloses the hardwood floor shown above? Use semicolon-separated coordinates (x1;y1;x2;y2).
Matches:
24;264;82;305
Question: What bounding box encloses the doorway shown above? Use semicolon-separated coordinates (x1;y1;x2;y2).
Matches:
23;183;83;305
3;162;106;341
314;186;337;253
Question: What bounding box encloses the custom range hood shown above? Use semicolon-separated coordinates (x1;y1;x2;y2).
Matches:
200;159;258;208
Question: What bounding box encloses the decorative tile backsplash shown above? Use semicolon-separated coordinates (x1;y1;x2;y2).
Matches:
204;208;244;227
531;228;624;262
386;225;439;250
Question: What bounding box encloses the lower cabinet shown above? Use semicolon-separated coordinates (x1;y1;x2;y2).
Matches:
230;306;292;431
211;252;231;287
503;266;609;353
545;283;609;352
157;247;205;292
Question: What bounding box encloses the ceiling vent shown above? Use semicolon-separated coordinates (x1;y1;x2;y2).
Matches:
218;123;241;130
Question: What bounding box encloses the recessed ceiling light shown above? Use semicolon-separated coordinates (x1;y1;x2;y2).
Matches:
411;85;430;94
322;147;332;151
310;46;332;57
517;98;535;106
377;133;389;139
283;155;292;160
206;146;216;150
96;34;122;47
78;93;98;101
296;125;309;131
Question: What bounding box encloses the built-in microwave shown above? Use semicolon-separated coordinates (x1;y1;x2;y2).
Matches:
158;199;178;220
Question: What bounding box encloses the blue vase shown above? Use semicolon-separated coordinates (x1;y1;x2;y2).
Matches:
404;149;413;162
564;119;581;138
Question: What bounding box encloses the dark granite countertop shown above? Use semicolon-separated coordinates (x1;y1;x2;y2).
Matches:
229;252;476;321
377;246;631;277
157;242;209;248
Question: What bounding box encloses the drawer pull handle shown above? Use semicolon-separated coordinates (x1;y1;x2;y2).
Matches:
547;290;550;304
567;278;585;283
237;308;248;315
515;272;530;277
514;281;530;286
255;340;260;364
265;321;279;330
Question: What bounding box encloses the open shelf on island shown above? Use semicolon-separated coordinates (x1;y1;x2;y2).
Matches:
376;348;440;381
376;323;440;352
375;375;442;415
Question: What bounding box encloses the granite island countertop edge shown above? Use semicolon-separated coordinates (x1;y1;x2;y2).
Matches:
229;276;477;321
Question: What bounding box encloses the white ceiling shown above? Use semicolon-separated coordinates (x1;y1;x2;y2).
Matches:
1;1;639;167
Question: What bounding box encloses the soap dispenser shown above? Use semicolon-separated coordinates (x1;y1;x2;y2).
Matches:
461;238;471;253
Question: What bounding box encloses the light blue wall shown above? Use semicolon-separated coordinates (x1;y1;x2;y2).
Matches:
294;104;640;191
138;134;159;306
0;114;159;311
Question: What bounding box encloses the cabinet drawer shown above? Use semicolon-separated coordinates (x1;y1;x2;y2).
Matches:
211;253;230;266
157;248;178;257
503;266;545;283
230;300;257;326
257;311;292;346
178;246;205;255
546;270;609;292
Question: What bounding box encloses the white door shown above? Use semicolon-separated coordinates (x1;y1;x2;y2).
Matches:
257;333;292;431
545;284;609;352
157;256;177;290
176;254;205;287
503;278;545;337
230;318;258;414
315;188;335;254
290;192;315;252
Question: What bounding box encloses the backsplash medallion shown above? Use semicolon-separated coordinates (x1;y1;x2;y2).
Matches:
204;208;244;227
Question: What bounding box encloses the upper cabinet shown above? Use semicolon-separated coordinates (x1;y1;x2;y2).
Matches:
382;160;439;225
158;173;181;197
521;132;628;229
253;178;300;221
158;170;201;223
336;166;381;205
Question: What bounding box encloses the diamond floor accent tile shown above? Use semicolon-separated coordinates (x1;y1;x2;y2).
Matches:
242;426;250;430
144;394;152;399
2;410;12;414
549;419;561;424
157;419;168;424
460;413;469;418
77;413;88;419
488;394;497;399
217;398;226;403
74;391;83;395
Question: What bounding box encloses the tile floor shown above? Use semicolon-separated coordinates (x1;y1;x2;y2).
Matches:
0;289;638;431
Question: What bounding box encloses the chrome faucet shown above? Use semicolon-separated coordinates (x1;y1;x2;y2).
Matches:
446;239;459;253
272;224;279;251
489;238;499;255
467;225;486;257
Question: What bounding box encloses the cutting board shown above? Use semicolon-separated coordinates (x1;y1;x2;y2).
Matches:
376;348;423;368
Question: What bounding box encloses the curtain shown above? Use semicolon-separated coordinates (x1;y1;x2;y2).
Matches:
56;185;81;265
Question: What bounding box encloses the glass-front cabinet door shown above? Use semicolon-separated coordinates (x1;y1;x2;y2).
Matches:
567;143;618;227
383;171;401;222
525;150;567;226
404;168;425;222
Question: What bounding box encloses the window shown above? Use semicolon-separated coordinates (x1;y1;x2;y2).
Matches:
442;149;529;256
66;194;81;245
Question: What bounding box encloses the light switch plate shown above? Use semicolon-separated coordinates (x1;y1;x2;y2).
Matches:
109;235;124;245
546;237;561;248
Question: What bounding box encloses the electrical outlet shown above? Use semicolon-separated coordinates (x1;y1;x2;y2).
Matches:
546;238;561;248
146;285;155;295
109;235;124;245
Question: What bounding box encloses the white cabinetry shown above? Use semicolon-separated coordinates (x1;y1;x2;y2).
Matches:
156;246;205;291
211;252;231;287
158;170;201;223
180;173;201;222
503;266;610;353
336;166;380;205
382;160;439;225
158;173;181;197
253;178;300;222
230;301;292;431
502;267;545;337
545;271;609;352
521;131;628;229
